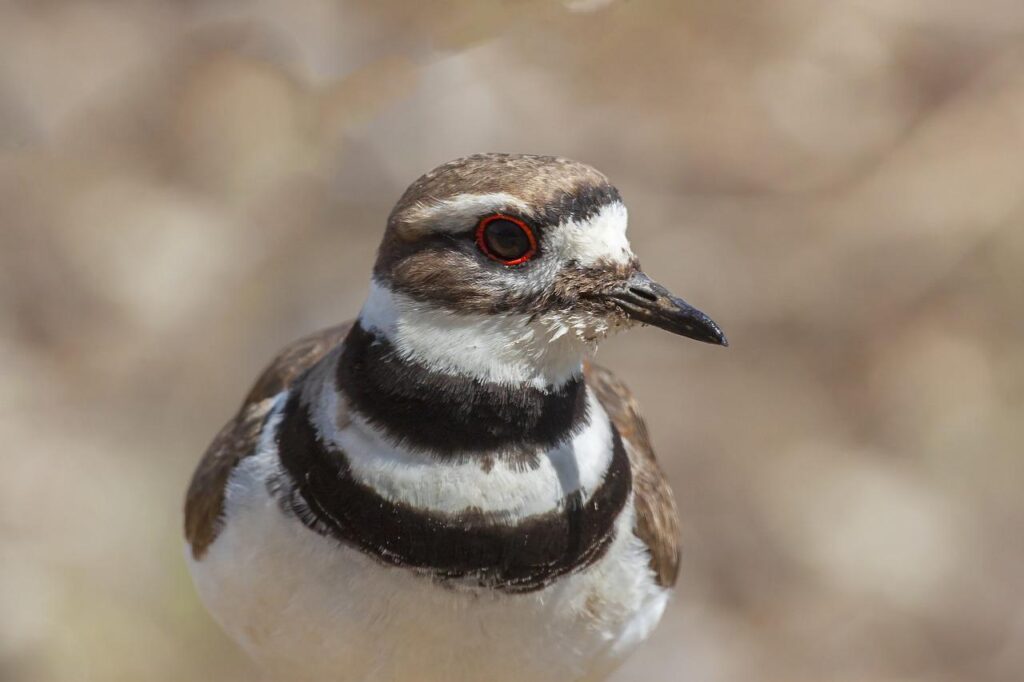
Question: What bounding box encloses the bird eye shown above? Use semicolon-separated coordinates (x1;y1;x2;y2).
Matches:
475;214;537;265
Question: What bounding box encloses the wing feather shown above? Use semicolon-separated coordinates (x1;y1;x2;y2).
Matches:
585;362;681;587
184;322;353;558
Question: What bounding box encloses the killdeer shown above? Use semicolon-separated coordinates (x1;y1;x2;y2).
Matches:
185;153;726;682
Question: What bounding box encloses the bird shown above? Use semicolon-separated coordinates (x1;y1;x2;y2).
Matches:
184;153;727;682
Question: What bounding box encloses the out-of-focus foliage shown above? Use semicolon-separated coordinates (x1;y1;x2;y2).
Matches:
1;1;1022;680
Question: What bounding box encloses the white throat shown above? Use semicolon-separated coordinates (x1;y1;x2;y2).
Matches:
357;280;592;389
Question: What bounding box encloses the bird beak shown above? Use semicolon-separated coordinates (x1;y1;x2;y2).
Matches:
607;271;728;346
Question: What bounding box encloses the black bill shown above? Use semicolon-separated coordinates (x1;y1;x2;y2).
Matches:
609;272;728;346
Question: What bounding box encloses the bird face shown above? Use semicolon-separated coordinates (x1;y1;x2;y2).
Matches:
364;154;725;386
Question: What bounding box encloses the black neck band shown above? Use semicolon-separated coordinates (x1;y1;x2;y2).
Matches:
336;323;589;460
272;394;631;593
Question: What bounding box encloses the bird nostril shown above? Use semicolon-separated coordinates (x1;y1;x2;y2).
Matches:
628;286;658;302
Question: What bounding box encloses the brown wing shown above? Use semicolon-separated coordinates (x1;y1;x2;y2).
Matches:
585;362;681;587
184;322;353;559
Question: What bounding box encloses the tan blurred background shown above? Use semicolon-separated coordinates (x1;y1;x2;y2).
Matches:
2;1;1023;680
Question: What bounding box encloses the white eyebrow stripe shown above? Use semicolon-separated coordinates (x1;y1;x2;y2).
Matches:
400;193;530;233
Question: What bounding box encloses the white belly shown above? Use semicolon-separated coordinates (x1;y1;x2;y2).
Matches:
187;448;670;682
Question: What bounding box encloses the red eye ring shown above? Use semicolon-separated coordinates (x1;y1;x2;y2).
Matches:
475;214;538;266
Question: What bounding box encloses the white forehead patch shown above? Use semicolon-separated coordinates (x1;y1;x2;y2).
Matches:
550;201;632;267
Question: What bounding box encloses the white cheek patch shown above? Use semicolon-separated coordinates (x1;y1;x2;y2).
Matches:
549;201;632;267
400;193;529;234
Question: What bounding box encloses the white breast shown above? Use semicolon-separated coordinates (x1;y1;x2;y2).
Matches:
187;395;670;682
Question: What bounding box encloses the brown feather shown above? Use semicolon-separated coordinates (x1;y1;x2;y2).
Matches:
585;362;681;587
184;322;353;559
184;318;682;586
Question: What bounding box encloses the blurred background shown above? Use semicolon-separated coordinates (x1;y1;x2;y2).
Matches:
1;1;1023;680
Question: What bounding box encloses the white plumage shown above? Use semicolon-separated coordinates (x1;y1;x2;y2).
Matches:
188;391;669;682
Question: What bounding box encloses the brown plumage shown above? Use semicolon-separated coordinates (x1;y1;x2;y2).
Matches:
585;362;681;587
184;322;351;558
373;153;627;317
184;323;680;586
386;153;616;238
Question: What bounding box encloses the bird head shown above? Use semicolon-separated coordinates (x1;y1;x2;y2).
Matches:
361;153;726;388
